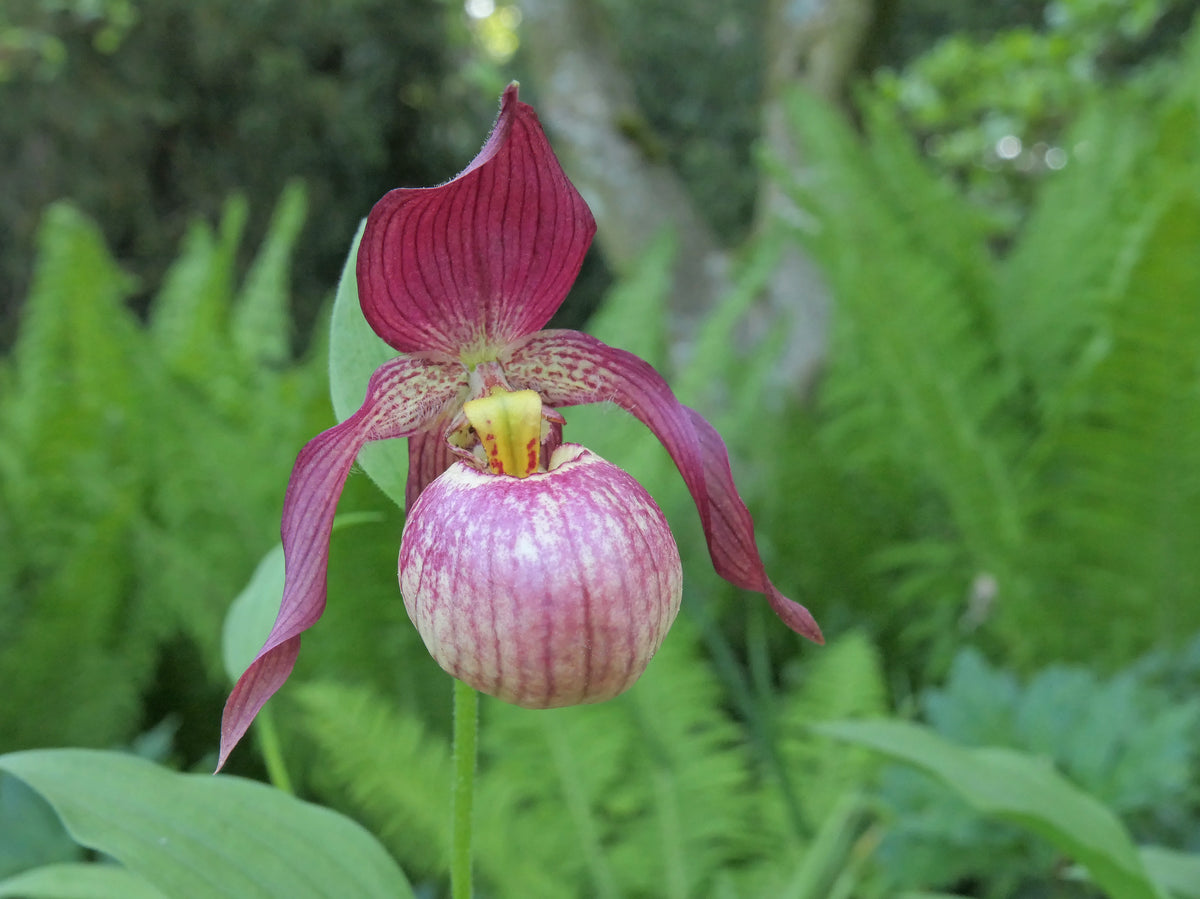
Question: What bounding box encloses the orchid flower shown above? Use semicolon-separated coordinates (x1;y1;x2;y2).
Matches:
218;83;821;768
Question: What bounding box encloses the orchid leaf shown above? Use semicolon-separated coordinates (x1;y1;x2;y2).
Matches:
221;544;286;684
221;513;385;684
1140;846;1200;899
0;772;78;880
0;750;413;899
328;220;409;509
815;719;1166;899
0;862;167;899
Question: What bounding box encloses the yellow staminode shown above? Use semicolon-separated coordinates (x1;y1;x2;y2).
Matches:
463;388;543;478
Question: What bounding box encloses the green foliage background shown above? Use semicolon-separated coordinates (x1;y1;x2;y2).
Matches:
0;186;331;753
3;2;1200;898
0;0;470;348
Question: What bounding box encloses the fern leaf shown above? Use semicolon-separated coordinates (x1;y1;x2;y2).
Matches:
149;195;247;381
996;97;1150;414
232;181;307;367
1020;190;1200;663
291;681;453;882
778;631;888;829
782;89;1023;570
0;204;157;750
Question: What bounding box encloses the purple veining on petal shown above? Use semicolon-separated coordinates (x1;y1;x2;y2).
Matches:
399;446;682;708
356;84;597;357
218;355;468;769
503;330;823;643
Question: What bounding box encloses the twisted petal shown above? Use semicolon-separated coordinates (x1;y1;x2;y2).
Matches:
218;355;468;769
356;83;596;356
504;330;823;643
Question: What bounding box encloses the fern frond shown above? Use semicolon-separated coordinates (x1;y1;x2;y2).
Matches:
782;89;1024;572
232;180;308;367
778;631;888;829
476;618;766;898
290;681;453;882
149;195;248;381
610;617;760;897
1016;190;1200;663
996;96;1151;414
0;205;159;750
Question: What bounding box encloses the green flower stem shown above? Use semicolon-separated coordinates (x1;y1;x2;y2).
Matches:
451;679;479;899
256;706;294;795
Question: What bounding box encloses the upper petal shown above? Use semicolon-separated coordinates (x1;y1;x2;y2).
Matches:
356;83;596;357
218;355;468;769
504;330;822;643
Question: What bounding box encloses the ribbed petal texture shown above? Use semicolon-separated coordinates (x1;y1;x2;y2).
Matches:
356;84;597;356
399;445;683;707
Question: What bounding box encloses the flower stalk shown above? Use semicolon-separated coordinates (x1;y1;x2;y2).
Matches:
451;679;478;899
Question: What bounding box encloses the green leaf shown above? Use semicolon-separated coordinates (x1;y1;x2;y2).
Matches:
222;513;386;683
221;545;285;684
0;773;79;879
232;181;308;367
783;88;1021;567
815;719;1166;899
1033;191;1200;661
0;862;167;899
327;220;409;508
1140;846;1200;899
150;196;247;378
0;750;413;899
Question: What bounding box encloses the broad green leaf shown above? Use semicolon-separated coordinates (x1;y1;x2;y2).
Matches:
0;862;167;899
221;545;285;683
1140;846;1200;899
815;719;1165;899
0;773;78;879
328;220;409;508
222;513;385;683
0;750;413;899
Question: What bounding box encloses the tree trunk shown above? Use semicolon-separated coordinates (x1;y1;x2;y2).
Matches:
517;0;875;396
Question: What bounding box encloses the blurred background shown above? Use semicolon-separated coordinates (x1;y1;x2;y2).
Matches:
3;0;1200;896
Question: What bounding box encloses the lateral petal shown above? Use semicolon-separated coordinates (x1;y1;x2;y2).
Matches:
218;355;467;768
504;330;822;643
356;84;596;357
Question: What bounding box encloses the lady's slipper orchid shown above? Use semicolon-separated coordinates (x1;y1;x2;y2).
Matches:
218;83;821;768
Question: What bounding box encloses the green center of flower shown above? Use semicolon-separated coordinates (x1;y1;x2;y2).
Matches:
462;388;543;477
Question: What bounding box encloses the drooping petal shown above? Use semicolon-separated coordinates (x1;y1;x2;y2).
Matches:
356;83;596;357
218;355;468;769
504;330;823;643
